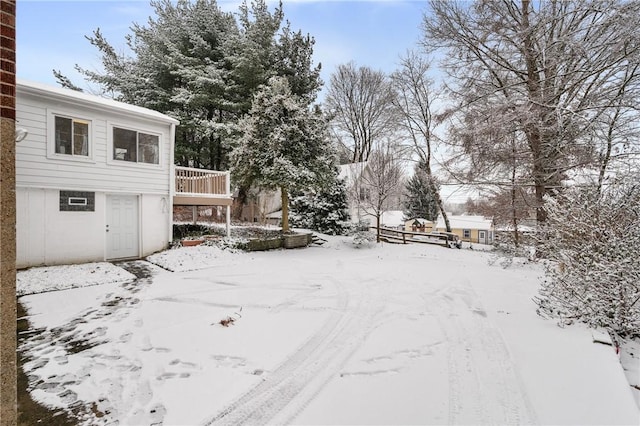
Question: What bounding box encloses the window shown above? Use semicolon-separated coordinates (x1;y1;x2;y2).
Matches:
55;116;89;156
463;229;471;239
359;187;371;202
113;127;159;164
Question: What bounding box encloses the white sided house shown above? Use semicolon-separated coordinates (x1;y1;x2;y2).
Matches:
15;80;232;268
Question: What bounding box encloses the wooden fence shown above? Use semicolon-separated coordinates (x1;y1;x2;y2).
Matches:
175;166;229;196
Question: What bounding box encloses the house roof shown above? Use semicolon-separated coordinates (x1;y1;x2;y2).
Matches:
380;210;405;227
17;79;180;126
405;218;433;225
435;214;493;230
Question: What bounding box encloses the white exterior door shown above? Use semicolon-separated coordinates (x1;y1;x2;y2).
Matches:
106;195;139;260
479;230;486;244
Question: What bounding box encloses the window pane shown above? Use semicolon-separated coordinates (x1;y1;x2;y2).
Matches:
73;121;89;156
55;116;72;155
138;133;159;164
113;128;137;162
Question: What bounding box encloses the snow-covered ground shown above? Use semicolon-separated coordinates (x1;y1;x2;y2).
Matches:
18;235;639;425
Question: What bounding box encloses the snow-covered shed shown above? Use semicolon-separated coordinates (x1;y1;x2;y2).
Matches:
435;214;494;244
404;218;434;233
15;80;231;268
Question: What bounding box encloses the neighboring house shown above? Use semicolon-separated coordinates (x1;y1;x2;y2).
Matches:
338;162;368;224
15;80;232;268
338;162;403;225
234;188;281;224
404;218;434;233
264;209;282;226
380;210;405;229
435;214;495;244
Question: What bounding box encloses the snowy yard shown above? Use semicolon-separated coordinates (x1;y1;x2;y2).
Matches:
17;235;639;425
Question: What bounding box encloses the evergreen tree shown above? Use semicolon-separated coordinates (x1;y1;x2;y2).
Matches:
290;169;351;235
69;0;322;173
403;162;439;221
78;0;239;170
231;77;335;232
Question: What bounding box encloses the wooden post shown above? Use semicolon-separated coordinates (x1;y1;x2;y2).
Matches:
0;1;17;424
225;205;230;238
225;171;230;237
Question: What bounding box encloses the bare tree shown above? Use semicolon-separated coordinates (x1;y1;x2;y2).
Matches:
356;141;405;242
423;0;640;224
592;61;640;193
446;98;535;245
325;62;398;163
390;51;453;231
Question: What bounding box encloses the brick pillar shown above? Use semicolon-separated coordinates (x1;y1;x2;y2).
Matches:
0;1;16;425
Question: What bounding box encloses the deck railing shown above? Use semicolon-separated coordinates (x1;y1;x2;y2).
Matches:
174;166;230;196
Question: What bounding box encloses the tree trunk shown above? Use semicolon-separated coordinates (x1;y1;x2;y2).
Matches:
510;139;520;248
433;186;451;233
376;214;381;242
511;181;520;248
281;186;289;233
423;162;450;233
522;0;548;226
233;185;248;220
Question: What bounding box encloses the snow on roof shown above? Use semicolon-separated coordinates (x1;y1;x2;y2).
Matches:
17;79;180;125
338;162;367;186
435;214;493;230
380;210;405;227
405;218;433;225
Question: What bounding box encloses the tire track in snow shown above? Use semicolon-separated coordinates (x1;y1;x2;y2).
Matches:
202;275;382;426
429;280;538;425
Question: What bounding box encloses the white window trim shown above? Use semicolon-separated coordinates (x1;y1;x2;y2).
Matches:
107;121;164;169
46;109;96;163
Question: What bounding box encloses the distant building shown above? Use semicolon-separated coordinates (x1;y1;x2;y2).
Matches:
380;210;405;229
435;214;494;245
338;162;403;225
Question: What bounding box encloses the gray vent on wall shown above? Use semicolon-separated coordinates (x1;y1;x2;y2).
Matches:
60;191;95;212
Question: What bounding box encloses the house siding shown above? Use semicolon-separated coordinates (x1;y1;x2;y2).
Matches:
16;91;171;194
434;215;495;245
15;82;177;267
435;227;493;244
140;193;171;257
17;188;106;267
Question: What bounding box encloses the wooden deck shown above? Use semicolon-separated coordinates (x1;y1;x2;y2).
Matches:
173;166;233;206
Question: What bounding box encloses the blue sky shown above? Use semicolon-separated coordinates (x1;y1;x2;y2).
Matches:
16;0;428;97
16;0;476;202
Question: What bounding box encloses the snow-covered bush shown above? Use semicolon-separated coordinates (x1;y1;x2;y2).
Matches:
289;173;352;235
489;233;535;268
534;182;640;339
351;222;376;248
